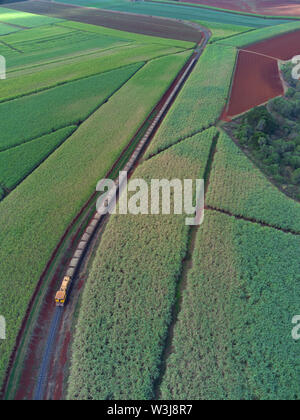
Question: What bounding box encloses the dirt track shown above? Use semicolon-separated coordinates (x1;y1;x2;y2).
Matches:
6;1;203;42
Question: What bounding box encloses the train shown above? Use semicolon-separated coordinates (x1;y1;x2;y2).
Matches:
55;276;71;307
54;53;198;307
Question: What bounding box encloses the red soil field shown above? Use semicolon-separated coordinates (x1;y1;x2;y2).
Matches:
245;29;300;60
222;50;283;120
180;0;300;16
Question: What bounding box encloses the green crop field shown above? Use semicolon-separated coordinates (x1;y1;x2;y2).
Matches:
206;131;300;233
145;44;237;157
0;127;76;193
0;63;142;151
0;22;21;35
0;45;192;387
160;211;300;400
193;20;253;43
0;43;185;102
1;0;299;402
0;7;63;27
67;128;217;400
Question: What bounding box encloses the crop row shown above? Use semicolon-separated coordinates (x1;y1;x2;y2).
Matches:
0;126;76;192
0;51;191;387
0;62;142;151
0;22;21;36
1;43;185;102
145;44;237;157
160;211;300;400
67;127;217;400
3;29;131;70
217;20;300;48
206;131;300;232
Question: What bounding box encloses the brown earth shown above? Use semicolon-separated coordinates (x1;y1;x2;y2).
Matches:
180;0;300;16
6;1;203;42
222;30;300;119
222;50;284;119
245;29;300;60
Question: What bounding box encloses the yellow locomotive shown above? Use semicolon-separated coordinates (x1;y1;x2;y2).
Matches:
55;276;72;307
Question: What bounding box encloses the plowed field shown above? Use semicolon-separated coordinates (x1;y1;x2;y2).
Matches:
5;1;203;42
222;29;300;119
222;50;283;119
245;29;300;60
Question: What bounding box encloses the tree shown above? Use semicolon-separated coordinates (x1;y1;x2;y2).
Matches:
291;168;300;184
247;106;277;134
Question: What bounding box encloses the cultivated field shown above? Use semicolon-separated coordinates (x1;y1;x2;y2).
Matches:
1;0;300;402
222;26;300;118
145;44;237;157
206;131;300;232
6;1;203;41
67;128;217;400
222;50;283;119
246;29;300;60
0;5;195;389
160;211;300;400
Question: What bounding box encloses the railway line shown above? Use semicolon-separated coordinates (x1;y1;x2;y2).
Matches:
2;14;211;400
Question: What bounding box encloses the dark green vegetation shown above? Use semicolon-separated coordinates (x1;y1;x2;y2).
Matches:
225;62;300;201
0;63;142;151
0;127;76;191
67;128;217;399
160;211;300;400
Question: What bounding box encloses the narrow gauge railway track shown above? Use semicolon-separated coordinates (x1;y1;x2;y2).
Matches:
3;27;211;401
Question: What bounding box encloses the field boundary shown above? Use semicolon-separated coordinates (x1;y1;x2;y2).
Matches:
206;205;300;235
